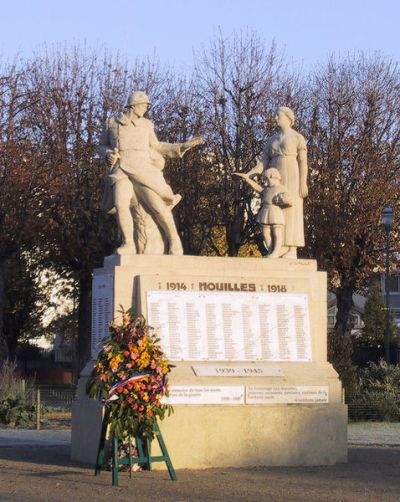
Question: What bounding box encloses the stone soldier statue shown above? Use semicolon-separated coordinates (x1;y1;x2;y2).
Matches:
99;91;201;255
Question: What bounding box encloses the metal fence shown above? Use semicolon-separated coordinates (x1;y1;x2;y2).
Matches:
36;384;77;409
347;402;383;421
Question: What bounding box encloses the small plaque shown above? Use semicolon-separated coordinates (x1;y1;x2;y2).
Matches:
163;386;245;405
192;365;283;377
246;386;329;404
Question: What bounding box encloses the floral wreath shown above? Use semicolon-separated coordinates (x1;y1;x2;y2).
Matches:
87;309;173;439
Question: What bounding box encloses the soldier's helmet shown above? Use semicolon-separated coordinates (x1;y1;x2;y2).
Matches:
126;91;151;107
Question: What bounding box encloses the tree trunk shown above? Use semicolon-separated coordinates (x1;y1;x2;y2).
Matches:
330;283;357;393
0;259;8;361
77;271;92;372
226;224;242;257
335;284;354;335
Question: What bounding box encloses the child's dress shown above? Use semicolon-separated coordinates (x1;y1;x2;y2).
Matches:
257;184;292;225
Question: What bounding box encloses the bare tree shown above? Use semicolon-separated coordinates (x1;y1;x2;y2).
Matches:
0;62;54;358
193;31;299;256
303;53;400;383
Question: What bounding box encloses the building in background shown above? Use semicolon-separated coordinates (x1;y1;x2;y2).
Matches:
327;291;366;337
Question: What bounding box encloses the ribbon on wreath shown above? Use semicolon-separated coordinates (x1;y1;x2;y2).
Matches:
103;372;168;404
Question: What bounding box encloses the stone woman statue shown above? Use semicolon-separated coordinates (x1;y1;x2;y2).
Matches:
246;107;308;258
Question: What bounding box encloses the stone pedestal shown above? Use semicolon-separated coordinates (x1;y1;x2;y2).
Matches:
71;255;347;468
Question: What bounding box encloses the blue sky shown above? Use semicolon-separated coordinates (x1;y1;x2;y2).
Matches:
1;0;399;71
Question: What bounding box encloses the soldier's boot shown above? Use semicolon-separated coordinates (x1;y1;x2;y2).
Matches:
116;241;136;255
169;238;183;255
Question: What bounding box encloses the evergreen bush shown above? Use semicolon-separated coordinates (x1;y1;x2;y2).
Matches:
350;361;400;421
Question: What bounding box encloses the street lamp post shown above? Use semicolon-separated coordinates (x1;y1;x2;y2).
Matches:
381;207;394;364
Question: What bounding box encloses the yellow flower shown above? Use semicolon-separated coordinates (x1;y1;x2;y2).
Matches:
138;338;148;352
138;352;151;369
110;354;123;370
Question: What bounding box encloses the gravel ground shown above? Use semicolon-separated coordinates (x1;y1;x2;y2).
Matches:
0;423;399;502
0;429;71;448
348;422;400;445
2;421;398;448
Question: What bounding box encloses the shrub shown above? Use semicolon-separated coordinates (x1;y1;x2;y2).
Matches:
350;361;400;421
0;395;35;426
0;360;35;427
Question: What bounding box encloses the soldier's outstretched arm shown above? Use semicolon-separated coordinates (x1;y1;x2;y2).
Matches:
149;123;179;158
179;137;203;156
150;120;202;159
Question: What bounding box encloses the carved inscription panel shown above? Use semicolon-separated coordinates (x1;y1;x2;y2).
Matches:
147;290;311;362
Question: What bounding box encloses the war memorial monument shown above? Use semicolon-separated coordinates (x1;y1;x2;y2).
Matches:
71;93;347;468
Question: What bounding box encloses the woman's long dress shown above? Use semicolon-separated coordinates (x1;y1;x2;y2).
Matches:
262;131;307;247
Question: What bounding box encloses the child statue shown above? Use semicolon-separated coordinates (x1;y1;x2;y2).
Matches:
234;168;293;258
